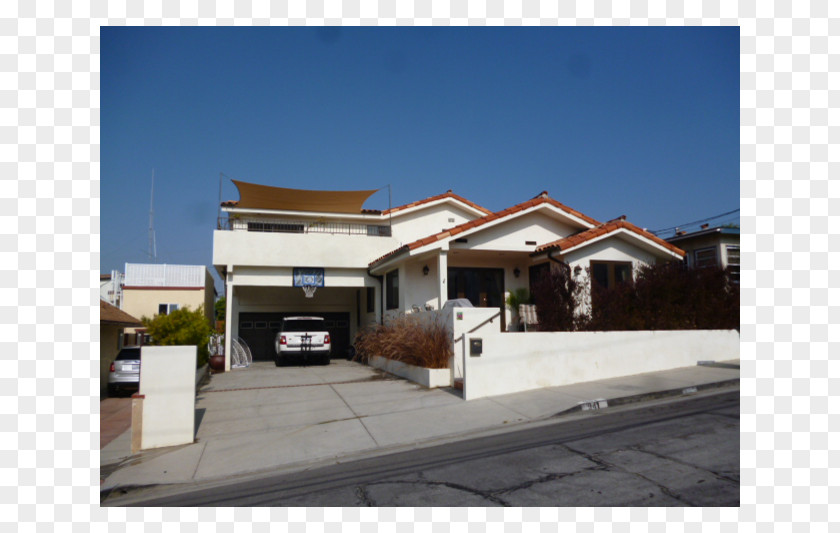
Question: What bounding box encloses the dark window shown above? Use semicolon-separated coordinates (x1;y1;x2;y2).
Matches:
386;270;399;310
254;322;267;329
366;287;375;313
115;348;141;361
726;246;739;283
281;319;326;332
240;322;253;329
529;263;550;297
590;261;633;290
247;222;305;233
158;303;178;315
694;247;717;269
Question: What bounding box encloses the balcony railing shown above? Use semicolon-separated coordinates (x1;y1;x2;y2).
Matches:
217;217;392;237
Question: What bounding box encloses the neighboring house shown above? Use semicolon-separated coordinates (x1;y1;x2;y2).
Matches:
120;263;217;345
99;270;123;307
665;225;740;283
213;181;685;367
100;299;142;397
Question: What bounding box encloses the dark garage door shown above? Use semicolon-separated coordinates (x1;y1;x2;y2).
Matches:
238;312;351;361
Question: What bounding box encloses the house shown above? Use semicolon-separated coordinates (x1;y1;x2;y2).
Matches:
99;270;123;307
665;224;740;283
120;263;217;345
99;299;142;397
213;181;685;368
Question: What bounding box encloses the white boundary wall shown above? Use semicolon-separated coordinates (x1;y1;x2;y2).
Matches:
138;346;196;449
368;355;451;388
454;309;739;401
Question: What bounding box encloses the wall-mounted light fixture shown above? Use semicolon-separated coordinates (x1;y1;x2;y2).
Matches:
513;267;521;278
574;266;582;276
422;265;430;276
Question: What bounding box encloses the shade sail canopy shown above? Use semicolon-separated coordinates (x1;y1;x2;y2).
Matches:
231;180;379;214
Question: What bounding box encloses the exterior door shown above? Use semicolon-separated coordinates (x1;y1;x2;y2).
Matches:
447;267;506;331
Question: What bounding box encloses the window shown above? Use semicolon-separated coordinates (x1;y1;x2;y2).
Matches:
247;222;304;233
385;270;399;310
590;261;632;290
694;247;717;269
366;287;375;313
726;245;739;283
158;303;179;315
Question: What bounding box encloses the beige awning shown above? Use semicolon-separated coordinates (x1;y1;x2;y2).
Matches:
231;180;379;214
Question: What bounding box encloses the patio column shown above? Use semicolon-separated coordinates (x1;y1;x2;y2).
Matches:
224;268;234;371
437;249;448;309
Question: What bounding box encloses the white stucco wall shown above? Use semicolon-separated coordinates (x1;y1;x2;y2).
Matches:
462;329;740;401
457;212;579;252
138;346;196;449
389;202;480;244
213;230;398;269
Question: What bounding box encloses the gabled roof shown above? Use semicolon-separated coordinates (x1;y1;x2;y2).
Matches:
100;300;142;327
384;190;493;216
534;219;685;258
369;193;602;267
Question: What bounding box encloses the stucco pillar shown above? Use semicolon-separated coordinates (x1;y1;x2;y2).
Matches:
224;268;234;371
437;250;448;309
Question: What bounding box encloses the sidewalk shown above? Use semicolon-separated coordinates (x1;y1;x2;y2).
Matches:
100;359;739;498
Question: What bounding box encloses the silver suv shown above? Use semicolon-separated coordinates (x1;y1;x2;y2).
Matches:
107;346;141;396
275;317;331;366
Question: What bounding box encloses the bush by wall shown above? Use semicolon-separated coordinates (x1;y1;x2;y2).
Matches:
142;306;214;368
535;262;739;331
354;314;453;369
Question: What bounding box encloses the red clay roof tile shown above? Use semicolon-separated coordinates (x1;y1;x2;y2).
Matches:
384;190;493;216
534;220;685;257
370;195;603;267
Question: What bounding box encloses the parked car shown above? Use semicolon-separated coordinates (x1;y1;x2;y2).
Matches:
107;346;141;396
275;317;331;366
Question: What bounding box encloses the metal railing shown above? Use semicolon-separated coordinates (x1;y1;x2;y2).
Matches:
217;217;391;237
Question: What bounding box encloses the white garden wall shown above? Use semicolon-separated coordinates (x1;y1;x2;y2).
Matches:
461;328;739;400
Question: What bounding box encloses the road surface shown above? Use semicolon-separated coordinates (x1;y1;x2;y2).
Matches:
104;388;739;506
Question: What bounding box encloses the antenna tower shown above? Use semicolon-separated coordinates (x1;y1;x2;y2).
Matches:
148;169;157;262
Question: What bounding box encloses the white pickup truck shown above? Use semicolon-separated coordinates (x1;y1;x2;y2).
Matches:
275;316;331;366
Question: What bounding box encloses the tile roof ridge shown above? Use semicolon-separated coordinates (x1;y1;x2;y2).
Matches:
383;190;492;215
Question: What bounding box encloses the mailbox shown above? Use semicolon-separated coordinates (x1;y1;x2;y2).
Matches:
469;338;482;356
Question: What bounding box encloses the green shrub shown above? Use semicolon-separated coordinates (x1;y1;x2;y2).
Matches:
354;314;452;369
142;306;214;368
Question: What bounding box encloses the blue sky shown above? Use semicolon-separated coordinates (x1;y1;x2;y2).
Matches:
101;27;739;287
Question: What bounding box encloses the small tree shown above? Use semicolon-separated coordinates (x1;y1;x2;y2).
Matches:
142;306;214;368
532;263;587;331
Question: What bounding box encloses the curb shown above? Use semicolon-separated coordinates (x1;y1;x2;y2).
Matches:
553;378;740;417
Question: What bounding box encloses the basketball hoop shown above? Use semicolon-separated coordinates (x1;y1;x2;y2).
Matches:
302;285;317;298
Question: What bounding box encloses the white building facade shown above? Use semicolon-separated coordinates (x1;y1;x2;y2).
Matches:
212;181;686;369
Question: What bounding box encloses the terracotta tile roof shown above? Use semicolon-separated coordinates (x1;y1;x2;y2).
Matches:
534;219;686;257
384;190;493;216
100;300;143;326
369;194;602;267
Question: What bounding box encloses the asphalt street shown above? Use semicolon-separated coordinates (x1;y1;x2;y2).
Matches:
105;388;739;507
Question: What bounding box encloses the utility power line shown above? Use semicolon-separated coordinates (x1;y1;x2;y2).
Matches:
650;208;740;236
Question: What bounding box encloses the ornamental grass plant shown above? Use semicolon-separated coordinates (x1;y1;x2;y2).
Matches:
354;314;452;369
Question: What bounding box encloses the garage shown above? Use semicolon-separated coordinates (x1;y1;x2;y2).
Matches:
238;312;352;362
